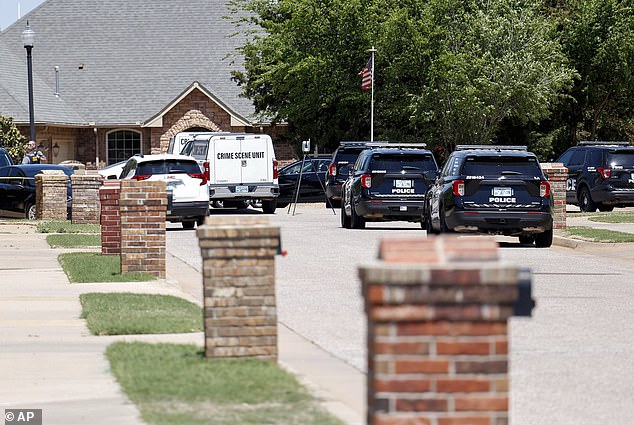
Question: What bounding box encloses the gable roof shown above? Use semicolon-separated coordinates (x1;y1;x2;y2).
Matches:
0;0;257;127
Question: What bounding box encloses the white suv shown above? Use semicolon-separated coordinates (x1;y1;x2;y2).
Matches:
119;154;209;229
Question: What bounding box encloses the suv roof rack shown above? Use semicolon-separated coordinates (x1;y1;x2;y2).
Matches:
456;145;527;151
578;141;630;147
340;141;389;147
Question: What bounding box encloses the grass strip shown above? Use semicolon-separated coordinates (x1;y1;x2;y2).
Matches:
106;342;343;425
562;226;634;243
80;293;202;335
59;252;155;283
588;214;634;223
38;220;101;234
47;233;101;248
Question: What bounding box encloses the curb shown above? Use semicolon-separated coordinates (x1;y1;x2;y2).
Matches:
553;234;628;250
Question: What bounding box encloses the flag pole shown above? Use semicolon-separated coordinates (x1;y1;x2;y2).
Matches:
369;47;376;142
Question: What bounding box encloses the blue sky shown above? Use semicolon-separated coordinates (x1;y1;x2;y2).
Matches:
0;0;45;31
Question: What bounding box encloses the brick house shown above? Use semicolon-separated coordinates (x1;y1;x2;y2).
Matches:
0;0;296;167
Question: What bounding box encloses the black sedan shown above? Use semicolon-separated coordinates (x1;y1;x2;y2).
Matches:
276;157;331;208
0;164;74;219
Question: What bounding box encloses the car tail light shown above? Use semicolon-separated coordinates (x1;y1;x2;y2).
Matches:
188;172;208;185
329;164;337;176
540;181;550;197
203;161;210;183
132;174;151;181
452;180;464;197
361;173;372;188
273;160;279;180
598;167;611;179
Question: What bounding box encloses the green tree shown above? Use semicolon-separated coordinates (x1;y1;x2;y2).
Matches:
0;115;26;163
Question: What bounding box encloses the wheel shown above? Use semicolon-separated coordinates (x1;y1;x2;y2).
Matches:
518;235;534;245
598;204;614;212
350;203;365;229
277;202;289;209
182;221;195;229
196;216;206;226
340;203;351;228
578;186;597;212
262;199;277;214
534;229;553;248
25;203;37;220
439;207;451;233
425;208;439;235
327;198;341;208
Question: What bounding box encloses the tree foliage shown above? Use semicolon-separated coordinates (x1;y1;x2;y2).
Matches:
0;115;26;163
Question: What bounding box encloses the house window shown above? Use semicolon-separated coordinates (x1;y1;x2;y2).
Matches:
107;130;141;165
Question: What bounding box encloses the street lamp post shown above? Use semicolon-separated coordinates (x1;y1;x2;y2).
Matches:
22;21;36;142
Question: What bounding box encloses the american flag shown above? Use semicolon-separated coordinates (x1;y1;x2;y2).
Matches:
358;56;373;91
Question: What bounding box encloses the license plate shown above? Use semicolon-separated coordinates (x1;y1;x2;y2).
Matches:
395;180;412;188
235;185;249;193
493;187;513;197
399;206;407;211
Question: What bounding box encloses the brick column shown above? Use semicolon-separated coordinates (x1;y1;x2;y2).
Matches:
197;216;280;361
100;181;121;255
360;236;531;425
541;162;568;229
119;180;168;278
35;170;69;220
71;174;104;224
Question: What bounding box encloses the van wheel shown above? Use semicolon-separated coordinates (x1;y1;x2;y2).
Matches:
425;209;439;235
196;216;206;226
578;187;597;212
350;204;365;229
518;235;534;245
535;229;553;248
25;203;37;220
341;203;351;228
598;204;614;212
182;221;195;230
262;199;277;214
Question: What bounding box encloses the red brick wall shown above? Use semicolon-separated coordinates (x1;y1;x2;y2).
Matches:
71;174;103;224
541;162;568;230
99;181;121;255
35;171;69;220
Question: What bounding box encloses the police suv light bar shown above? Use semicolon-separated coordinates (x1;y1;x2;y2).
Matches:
578;141;630;147
456;145;527;151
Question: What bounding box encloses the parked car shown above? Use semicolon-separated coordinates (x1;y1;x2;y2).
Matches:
118;154;209;229
341;144;439;229
0;164;74;219
98;159;131;180
276;157;331;208
555;141;634;212
325;141;388;208
0;147;13;167
424;145;553;247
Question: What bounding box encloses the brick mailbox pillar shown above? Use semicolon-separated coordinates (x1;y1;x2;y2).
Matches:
71;174;104;224
100;181;121;255
359;236;532;425
119;180;168;278
541;162;568;230
197;216;280;361
35;170;69;220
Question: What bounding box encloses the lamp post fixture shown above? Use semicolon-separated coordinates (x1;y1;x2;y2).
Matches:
22;21;36;142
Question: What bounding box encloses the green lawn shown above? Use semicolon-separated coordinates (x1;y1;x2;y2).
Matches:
47;233;101;248
80;293;202;335
588;214;634;223
106;342;344;425
563;226;634;243
58;252;155;283
38;220;101;234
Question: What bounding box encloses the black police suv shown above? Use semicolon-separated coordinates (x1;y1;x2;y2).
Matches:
424;145;553;247
276;156;331;208
325;141;388;208
341;144;439;229
555;141;634;212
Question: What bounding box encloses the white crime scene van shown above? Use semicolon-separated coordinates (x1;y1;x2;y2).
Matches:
182;133;279;213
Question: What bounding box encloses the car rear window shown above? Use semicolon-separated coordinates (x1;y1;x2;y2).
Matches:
461;156;542;178
369;153;437;172
607;150;634;168
336;148;366;163
137;160;200;175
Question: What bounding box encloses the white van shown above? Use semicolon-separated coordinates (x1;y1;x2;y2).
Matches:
182;133;279;213
167;131;223;155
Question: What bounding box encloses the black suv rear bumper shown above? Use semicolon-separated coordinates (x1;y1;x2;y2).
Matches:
168;201;209;221
356;198;425;221
447;209;552;234
591;186;634;205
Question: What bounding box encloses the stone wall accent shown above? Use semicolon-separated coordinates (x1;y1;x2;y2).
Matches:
99;180;121;255
71;174;103;224
541;162;568;229
35;170;69;220
197;216;280;361
360;235;530;425
119;180;168;278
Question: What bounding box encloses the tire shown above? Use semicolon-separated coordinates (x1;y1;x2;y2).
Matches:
196;216;206;226
534;229;553;248
439;207;451;233
578;186;597;213
327;198;341;209
425;208;439;235
25;203;37;220
598;204;614;212
340;203;351;228
350;203;366;229
182;221;195;230
518;235;534;245
262;199;277;214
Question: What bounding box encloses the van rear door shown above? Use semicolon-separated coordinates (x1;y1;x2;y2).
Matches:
211;135;271;184
240;136;271;183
